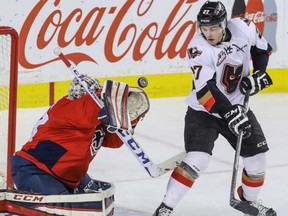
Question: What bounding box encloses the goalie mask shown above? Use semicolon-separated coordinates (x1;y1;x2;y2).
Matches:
68;75;102;100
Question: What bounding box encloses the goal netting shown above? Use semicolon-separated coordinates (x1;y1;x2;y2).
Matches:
0;26;18;190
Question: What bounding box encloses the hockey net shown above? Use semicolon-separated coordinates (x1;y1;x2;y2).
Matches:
0;26;18;190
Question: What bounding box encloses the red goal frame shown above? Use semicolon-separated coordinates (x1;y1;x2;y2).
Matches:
0;26;18;189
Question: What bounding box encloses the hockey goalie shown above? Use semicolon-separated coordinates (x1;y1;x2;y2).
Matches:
2;76;149;215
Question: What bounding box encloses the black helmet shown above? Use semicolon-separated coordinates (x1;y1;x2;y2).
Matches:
197;1;227;28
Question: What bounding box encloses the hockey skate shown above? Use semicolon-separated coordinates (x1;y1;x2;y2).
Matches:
237;186;277;216
153;202;173;216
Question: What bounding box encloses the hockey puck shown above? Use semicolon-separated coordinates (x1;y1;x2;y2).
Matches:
138;77;148;88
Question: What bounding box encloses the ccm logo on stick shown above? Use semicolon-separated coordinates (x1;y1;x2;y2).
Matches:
120;130;150;165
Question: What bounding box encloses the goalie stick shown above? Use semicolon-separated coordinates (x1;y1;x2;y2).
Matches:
229;89;259;216
54;47;185;178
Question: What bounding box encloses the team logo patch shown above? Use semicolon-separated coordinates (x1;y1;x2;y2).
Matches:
90;127;105;156
216;50;227;66
187;46;202;59
221;64;243;93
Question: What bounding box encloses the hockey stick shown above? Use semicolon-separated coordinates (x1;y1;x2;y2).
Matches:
229;89;259;216
54;47;185;178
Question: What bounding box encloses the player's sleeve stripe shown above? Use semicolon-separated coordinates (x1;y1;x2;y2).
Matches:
201;95;216;112
197;86;216;112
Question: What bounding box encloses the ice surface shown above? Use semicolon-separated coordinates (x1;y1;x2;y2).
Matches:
15;93;288;216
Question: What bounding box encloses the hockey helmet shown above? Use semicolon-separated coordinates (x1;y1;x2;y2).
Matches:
197;1;227;29
68;75;102;100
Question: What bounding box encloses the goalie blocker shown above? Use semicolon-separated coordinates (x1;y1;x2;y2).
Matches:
0;180;115;216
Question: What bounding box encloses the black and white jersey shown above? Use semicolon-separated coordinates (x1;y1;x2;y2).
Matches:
185;18;270;118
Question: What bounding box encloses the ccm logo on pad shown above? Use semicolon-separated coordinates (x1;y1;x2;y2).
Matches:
13;194;44;202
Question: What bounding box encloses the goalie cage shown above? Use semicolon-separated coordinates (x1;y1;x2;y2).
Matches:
0;26;18;191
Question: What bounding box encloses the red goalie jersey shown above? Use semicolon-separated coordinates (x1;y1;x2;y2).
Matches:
15;94;123;188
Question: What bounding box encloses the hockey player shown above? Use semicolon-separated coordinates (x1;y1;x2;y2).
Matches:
153;1;276;216
10;75;149;215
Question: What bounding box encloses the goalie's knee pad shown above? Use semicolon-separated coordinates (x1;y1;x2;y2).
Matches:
181;151;210;179
243;153;267;178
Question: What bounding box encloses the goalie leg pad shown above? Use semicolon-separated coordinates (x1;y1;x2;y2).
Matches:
3;182;115;216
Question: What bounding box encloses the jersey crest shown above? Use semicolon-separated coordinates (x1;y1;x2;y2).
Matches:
221;64;243;94
90;127;105;156
217;50;227;66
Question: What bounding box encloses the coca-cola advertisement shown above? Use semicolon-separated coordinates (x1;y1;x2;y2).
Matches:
0;0;202;83
231;0;278;52
0;0;286;85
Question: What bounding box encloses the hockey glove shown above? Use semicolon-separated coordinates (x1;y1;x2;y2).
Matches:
240;70;272;96
98;107;117;133
98;80;131;133
222;105;251;139
127;87;150;132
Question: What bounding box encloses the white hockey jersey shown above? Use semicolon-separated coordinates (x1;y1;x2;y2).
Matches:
185;18;270;118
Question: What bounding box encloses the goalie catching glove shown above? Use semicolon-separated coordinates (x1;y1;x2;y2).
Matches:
222;105;251;139
99;80;149;133
127;86;150;130
240;70;272;96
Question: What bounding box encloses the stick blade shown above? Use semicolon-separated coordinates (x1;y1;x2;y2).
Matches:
153;151;186;177
230;198;259;216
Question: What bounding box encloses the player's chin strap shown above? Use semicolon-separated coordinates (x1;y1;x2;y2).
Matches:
54;47;185;178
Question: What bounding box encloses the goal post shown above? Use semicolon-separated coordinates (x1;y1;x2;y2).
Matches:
0;26;18;190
